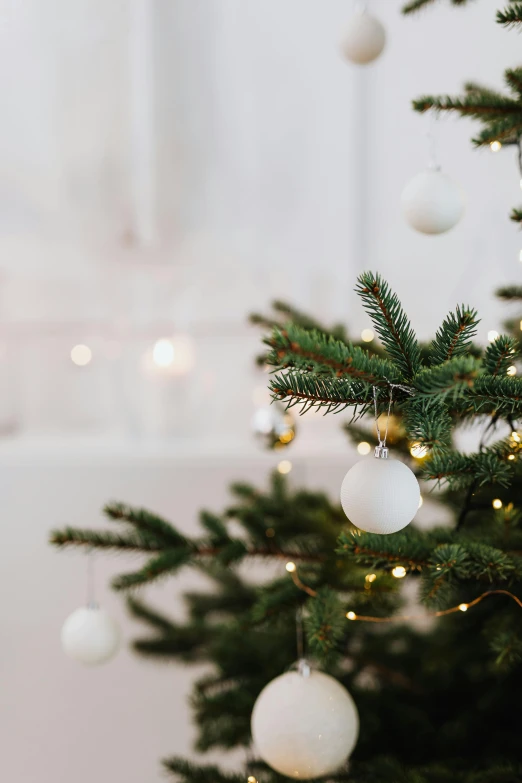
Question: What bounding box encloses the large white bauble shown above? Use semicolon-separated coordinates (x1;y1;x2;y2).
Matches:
61;606;121;666
251;669;359;779
340;11;386;65
341;457;420;535
401;168;464;235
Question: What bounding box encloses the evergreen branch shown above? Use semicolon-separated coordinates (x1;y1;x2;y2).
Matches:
402;0;470;13
505;68;522;99
497;3;522;27
305;586;347;660
269;372;374;416
104;502;188;547
251;300;348;343
337;529;431;569
127;596;178;634
49;527;164;552
471;116;522;146
163;758;245;783
429;305;479;365
471;376;522;414
112;549;194;590
423;451;513;489
497;285;522;300
265;323;399;384
483;335;519;376
355;272;422;380
413;93;520;119
413;356;481;400
511;207;522;224
403;397;452;451
402;0;437;13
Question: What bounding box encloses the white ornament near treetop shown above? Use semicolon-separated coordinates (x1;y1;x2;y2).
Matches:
251;665;359;779
340;10;386;65
61;606;121;666
401;168;464;235
341;455;420;534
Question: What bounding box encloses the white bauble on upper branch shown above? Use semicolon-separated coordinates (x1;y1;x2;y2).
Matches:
340;9;386;65
402;166;465;235
341;451;420;534
251;663;359;779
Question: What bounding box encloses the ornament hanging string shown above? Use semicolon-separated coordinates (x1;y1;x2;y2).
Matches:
427;112;440;171
86;548;96;608
373;386;393;453
373;382;415;455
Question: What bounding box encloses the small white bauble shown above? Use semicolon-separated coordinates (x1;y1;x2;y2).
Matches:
341;457;420;534
340;11;386;65
251;668;359;779
401;168;464;235
61;606;121;666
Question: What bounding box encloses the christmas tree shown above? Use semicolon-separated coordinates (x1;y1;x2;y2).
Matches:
51;4;522;783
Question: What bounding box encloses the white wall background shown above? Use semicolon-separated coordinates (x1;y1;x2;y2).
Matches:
1;1;521;781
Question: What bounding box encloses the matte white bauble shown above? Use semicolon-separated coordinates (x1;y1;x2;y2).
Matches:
401;168;464;235
251;668;359;779
340;11;386;65
341;457;420;534
61;606;121;666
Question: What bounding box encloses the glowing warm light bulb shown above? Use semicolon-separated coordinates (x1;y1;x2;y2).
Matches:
458;603;468;612
487;330;499;343
512;431;521;443
507;365;517;376
490;140;502;152
248;777;257;783
278;460;292;474
70;344;92;366
492;498;503;510
361;329;374;343
346;611;356;620
285;561;296;573
365;573;377;583
392;566;407;579
508;454;516;461
153;339;175;368
410;442;429;459
357;441;371;455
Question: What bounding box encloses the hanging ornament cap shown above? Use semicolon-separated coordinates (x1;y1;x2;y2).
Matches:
374;445;389;459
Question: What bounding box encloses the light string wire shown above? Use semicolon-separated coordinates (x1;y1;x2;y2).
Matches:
287;565;522;621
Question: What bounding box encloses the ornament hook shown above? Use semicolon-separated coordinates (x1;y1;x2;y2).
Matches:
373;386;393;459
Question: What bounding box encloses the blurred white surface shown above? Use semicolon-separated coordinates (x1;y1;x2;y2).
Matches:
0;0;517;444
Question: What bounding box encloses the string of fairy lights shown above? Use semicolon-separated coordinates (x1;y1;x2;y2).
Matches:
284;561;522;623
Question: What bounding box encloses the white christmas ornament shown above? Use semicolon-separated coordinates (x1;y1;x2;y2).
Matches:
340;11;386;65
341;454;420;534
251;665;359;779
61;606;121;666
401;168;464;235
